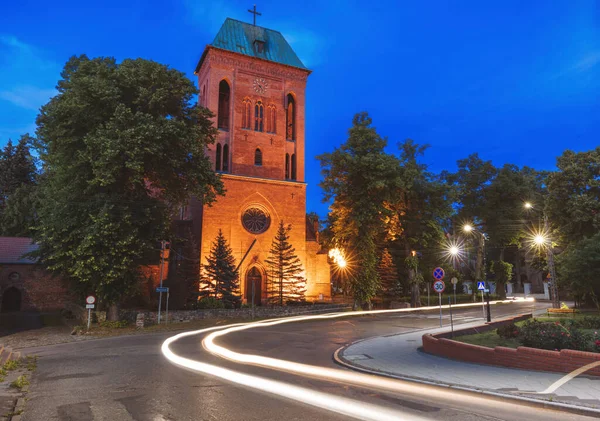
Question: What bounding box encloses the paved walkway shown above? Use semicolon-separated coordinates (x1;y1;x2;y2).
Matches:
338;315;600;411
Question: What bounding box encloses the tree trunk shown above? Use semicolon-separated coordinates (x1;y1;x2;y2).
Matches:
404;241;419;308
107;303;119;321
497;281;507;299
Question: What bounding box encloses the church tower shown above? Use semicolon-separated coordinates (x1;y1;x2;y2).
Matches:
193;17;330;304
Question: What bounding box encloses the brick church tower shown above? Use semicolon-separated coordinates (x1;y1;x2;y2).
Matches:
191;18;331;304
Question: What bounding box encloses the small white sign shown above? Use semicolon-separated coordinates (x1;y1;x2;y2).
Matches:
85;295;96;304
451;277;458;285
86;304;95;309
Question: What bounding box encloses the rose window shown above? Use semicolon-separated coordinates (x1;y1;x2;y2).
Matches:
242;207;270;234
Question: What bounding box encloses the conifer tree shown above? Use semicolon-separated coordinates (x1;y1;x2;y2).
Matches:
201;229;240;308
378;248;399;299
265;221;307;305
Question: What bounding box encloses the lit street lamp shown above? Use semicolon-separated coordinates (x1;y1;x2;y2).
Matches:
524;202;559;309
462;223;490;321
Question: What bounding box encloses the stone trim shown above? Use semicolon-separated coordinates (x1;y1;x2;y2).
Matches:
422;314;600;377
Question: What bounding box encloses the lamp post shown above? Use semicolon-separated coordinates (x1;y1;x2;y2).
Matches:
525;203;559;309
463;224;490;321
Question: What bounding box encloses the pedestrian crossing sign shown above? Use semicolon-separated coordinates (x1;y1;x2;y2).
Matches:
477;281;486;291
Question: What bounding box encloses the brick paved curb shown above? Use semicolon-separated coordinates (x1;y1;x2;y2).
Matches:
334;340;600;419
0;345;21;364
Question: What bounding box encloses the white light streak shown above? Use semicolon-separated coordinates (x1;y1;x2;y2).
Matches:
162;301;520;420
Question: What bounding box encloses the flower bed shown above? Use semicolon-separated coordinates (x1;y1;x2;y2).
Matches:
422;314;600;376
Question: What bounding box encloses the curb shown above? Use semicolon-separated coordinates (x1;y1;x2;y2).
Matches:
333;342;600;419
8;397;26;421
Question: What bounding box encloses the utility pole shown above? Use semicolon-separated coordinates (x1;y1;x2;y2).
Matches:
157;240;166;324
544;215;560;309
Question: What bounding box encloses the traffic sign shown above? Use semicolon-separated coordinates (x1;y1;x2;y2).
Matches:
86;304;95;309
156;287;169;293
433;267;445;280
433;280;445;294
85;295;96;305
451;277;458;285
477;281;486;291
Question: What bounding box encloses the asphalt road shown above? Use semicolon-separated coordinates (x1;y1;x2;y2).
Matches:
21;301;598;421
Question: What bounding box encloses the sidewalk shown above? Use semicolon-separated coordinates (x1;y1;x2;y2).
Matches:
336;315;600;413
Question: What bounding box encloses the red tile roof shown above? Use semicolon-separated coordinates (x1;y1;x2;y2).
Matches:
0;237;39;264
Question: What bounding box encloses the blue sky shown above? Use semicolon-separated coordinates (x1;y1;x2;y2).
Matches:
1;0;599;216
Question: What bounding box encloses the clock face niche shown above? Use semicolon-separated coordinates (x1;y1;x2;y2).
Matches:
253;77;268;94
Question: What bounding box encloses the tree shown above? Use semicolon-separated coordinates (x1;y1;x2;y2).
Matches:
32;55;223;319
387;140;453;307
318;112;400;309
558;232;600;310
489;260;513;299
377;248;399;300
0;135;38;236
201;229;240;308
264;221;306;305
547;148;600;246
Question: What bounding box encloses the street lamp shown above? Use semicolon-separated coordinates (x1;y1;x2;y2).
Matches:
524;202;559;308
462;223;490;321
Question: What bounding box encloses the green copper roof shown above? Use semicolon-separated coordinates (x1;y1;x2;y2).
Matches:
206;18;308;70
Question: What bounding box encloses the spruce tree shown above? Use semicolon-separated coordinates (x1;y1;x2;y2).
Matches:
378;248;399;300
201;229;240;308
265;221;307;305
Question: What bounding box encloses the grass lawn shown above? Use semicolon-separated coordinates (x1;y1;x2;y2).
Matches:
456;329;521;349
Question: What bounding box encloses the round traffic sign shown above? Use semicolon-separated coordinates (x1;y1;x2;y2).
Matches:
451;277;458;285
433;267;445;280
85;295;96;305
433;280;445;294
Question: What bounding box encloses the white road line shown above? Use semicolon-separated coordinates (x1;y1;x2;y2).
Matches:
537;361;600;394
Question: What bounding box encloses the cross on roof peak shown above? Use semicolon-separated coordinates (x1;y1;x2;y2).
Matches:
247;4;262;26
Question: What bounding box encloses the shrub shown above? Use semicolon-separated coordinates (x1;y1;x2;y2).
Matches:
3;360;18;371
98;320;128;329
195;297;225;309
497;322;520;339
519;320;594;352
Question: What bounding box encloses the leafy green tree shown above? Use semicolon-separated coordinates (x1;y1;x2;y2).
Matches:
377;248;399;300
0;135;38;236
32;55;223;319
547;148;600;245
201;229;240;308
489;260;513;299
558;232;600;310
387;140;453;307
318;112;400;309
265;221;306;305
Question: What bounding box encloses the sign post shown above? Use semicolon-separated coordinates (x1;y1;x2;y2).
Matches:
433;280;445;327
477;281;486;320
451;277;458;304
432;267;446;327
85;296;96;330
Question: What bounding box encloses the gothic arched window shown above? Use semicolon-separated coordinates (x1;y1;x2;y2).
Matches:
215;143;222;172
255;148;263;166
254;101;264;132
285;153;290;180
218;80;230;130
222;144;229;172
291;153;297;180
242;97;252;129
267;104;276;133
286;94;295;140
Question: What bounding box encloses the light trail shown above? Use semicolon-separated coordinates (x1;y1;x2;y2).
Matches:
162;300;522;420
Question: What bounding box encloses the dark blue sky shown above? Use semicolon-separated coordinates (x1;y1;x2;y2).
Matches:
1;1;598;216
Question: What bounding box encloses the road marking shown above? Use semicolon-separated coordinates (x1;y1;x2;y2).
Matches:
537;361;600;394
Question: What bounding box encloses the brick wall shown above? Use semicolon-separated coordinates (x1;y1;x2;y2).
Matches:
422;314;600;376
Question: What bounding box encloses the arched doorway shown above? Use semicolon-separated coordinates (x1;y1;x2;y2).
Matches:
245;267;262;306
1;287;22;312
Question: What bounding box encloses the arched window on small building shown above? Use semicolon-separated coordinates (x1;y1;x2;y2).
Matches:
291;153;297;180
255;148;263;166
285;153;290;179
222;144;229;172
286;94;296;140
254;101;264;132
215;143;222;171
267;104;276;133
217;80;230;130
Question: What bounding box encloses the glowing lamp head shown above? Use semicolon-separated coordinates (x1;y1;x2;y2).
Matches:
328;248;347;269
463;224;473;233
449;246;460;256
534;234;546;245
524;202;533;209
